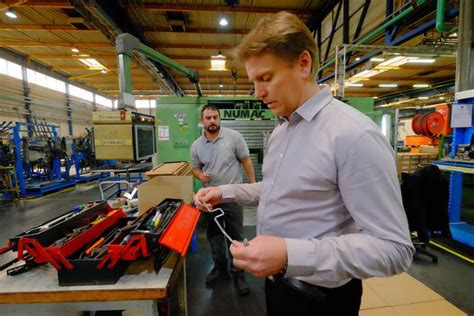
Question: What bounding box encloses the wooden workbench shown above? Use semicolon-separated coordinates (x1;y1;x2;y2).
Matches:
0;253;186;316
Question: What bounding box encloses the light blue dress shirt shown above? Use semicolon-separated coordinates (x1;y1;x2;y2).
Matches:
221;87;415;288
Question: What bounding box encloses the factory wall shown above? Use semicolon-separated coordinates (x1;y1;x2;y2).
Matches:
0;52;113;138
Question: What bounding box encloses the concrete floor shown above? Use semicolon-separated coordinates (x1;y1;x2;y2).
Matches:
0;183;472;315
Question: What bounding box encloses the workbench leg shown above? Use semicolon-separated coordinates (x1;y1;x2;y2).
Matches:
178;259;188;316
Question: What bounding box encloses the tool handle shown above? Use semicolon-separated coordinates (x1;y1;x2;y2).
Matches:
86;237;105;256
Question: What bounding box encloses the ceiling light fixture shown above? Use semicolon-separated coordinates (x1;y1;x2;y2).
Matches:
210;52;226;71
370;57;385;62
219;17;228;26
418;96;429;100
345;83;363;87
100;69;107;74
413;84;430;88
379;84;398;88
71;47;80;53
5;8;17;19
407;58;436;64
78;58;106;70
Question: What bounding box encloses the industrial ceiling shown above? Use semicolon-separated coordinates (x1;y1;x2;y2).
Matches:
0;0;459;107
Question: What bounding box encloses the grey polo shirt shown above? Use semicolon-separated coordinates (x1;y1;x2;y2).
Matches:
221;87;415;288
191;126;249;187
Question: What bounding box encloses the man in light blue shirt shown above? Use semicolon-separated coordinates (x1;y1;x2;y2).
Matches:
194;12;414;316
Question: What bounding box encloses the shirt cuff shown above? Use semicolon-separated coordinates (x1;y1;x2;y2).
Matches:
220;184;236;203
284;238;316;277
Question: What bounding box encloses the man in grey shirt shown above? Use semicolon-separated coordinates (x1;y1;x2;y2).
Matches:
191;104;255;295
194;12;414;315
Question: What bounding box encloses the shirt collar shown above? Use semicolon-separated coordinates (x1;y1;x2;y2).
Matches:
277;86;333;124
201;127;224;143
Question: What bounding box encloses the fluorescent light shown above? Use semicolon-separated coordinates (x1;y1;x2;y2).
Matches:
370;57;385;62
210;53;226;71
377;56;411;67
413;84;430;88
407;58;435;64
345;83;363;87
71;47;80;53
100;69;107;74
379;84;398;88
355;57;361;61
439;97;445;100
219;84;224;88
5;9;17;19
78;58;106;70
219;17;228;26
352;69;382;79
418;96;429;100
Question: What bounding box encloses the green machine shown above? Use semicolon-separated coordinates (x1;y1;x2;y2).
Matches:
344;96;397;149
155;96;274;164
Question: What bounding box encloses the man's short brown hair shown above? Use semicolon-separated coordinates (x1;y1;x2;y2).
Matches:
233;11;318;79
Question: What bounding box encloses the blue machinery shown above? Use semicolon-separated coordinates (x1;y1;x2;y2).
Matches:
12;122;76;197
1;122;112;199
433;91;474;248
70;131;111;183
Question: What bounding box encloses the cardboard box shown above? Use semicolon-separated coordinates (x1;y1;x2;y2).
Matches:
418;146;439;154
145;161;192;178
137;175;193;214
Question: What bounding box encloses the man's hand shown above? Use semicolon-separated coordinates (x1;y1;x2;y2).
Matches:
198;172;211;183
193;186;223;212
230;236;287;278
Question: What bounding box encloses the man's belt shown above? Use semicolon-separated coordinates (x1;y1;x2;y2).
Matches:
274;275;329;302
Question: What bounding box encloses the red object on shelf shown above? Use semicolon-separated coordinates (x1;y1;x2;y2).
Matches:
412;111;445;137
159;204;200;256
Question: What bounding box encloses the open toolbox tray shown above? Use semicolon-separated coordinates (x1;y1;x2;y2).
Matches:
57;217;136;286
0;201;128;274
17;208;127;271
0;200;110;253
98;198;183;269
1;198;200;286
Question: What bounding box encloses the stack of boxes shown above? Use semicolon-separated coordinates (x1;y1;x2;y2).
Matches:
137;162;193;215
396;153;438;178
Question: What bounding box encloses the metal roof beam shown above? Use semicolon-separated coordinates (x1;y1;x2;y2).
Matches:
5;0;73;8
142;27;248;35
0;23;99;31
155;43;234;50
126;4;312;16
0;40;112;48
29;54;115;59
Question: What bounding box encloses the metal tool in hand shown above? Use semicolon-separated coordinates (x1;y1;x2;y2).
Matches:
201;201;249;246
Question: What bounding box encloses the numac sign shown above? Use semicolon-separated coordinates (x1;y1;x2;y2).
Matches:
207;100;272;120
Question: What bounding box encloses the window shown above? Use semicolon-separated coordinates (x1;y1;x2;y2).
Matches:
135;99;156;108
0;58;22;80
26;68;66;93
69;84;93;102
0;59;7;75
95;94;112;108
6;61;22;79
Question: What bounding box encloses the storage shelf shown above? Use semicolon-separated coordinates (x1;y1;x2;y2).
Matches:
433;160;474;174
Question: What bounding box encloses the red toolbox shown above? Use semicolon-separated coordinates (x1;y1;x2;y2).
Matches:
99;198;200;269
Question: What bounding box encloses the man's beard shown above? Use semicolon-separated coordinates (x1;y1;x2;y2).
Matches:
206;124;220;133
